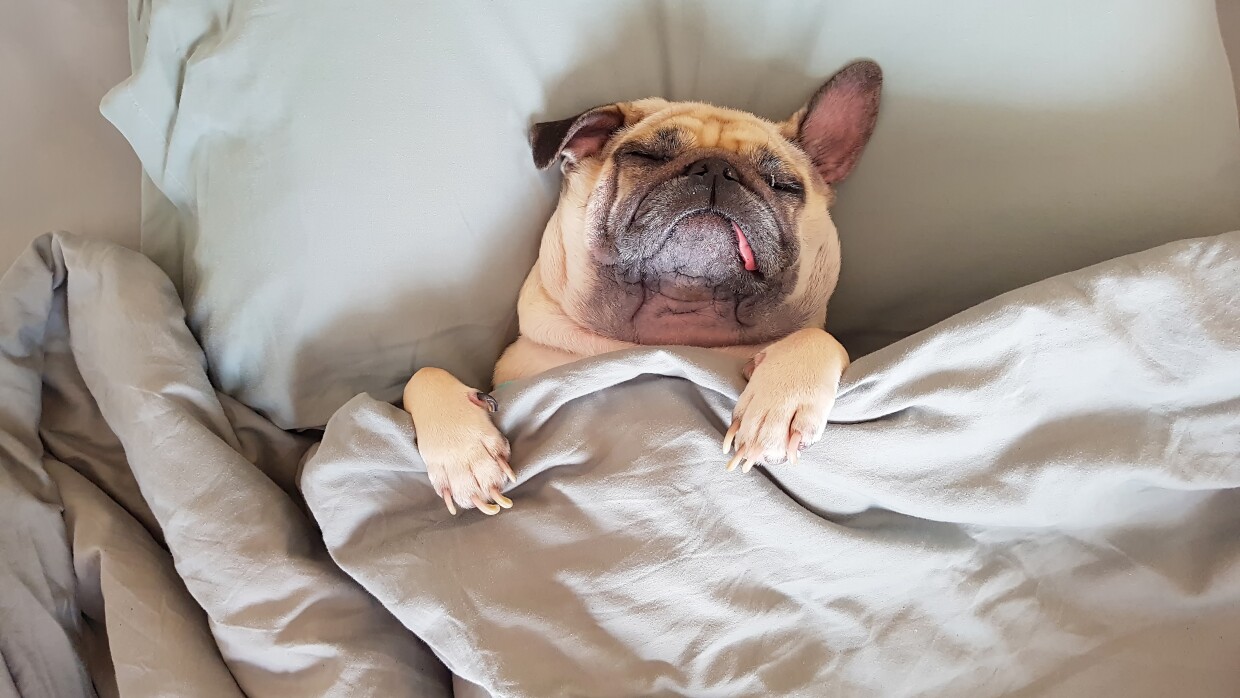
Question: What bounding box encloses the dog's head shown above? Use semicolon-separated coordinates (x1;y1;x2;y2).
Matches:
529;60;882;348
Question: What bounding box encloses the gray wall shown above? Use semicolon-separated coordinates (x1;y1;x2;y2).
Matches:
0;2;139;272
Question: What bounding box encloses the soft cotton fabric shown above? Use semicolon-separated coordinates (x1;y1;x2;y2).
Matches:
101;0;1240;428
302;231;1240;696
0;234;450;698
2;230;1237;696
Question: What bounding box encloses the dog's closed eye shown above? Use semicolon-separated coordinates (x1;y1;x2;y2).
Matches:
619;127;686;165
752;147;804;197
769;177;803;196
620;149;673;164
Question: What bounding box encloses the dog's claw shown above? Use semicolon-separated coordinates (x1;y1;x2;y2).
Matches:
472;495;501;515
787;430;802;465
742;352;764;380
498;459;517;484
722;421;739;453
470;391;499;413
490;487;513;509
726;451;744;471
408;368;511;518
741;458;756;474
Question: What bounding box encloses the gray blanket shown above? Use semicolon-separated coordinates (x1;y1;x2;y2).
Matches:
2;231;1238;697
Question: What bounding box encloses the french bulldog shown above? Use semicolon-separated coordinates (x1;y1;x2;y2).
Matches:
404;60;882;515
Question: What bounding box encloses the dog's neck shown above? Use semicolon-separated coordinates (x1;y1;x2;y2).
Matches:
507;259;768;378
516;263;636;359
512;213;629;359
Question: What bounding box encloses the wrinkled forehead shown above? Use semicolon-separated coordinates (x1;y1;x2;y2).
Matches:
622;103;810;167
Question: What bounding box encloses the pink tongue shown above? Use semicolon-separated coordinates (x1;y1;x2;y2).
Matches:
732;220;758;271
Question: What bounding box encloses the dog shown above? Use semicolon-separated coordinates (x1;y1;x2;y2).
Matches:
404;60;882;515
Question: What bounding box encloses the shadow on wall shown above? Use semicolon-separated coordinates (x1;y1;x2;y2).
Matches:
531;2;837;121
1219;0;1240;124
829;91;1240;356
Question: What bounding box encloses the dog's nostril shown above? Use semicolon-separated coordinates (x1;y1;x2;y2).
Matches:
685;157;737;182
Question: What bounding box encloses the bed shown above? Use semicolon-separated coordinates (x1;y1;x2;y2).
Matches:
3;2;1240;697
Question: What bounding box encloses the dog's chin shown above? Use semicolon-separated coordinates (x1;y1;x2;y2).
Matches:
627;212;757;346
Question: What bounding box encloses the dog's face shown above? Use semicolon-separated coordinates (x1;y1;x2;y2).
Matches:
529;61;882;348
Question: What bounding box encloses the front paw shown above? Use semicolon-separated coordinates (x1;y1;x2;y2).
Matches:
721;329;848;472
404;368;516;515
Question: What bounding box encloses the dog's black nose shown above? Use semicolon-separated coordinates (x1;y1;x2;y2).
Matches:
685;157;739;183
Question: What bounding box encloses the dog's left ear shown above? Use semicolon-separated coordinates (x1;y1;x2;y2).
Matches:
530;105;626;171
785;60;883;185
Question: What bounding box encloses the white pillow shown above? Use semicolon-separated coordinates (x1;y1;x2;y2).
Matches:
103;0;1240;428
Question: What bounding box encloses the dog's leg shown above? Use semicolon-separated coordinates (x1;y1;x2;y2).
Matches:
403;368;516;515
721;328;849;472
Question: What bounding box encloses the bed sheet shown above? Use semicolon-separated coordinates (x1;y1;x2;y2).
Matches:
2;231;1237;697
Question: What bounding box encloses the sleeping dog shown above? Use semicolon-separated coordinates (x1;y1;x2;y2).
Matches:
404;60;882;514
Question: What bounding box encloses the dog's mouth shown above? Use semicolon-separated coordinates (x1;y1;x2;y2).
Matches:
601;209;792;345
617;208;782;295
641;209;767;283
581;172;802;346
596;169;792;286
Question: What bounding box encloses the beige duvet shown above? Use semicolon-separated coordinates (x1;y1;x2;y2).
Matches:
3;231;1239;697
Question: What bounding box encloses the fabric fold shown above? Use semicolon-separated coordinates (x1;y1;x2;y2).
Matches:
303;232;1240;697
0;233;451;698
3;228;1239;696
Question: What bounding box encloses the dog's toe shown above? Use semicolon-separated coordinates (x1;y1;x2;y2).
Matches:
724;336;841;472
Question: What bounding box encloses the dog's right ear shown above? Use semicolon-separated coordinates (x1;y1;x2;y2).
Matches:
783;60;883;185
529;105;626;171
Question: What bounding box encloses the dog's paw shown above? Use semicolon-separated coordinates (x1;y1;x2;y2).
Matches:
721;328;848;473
404;368;516;515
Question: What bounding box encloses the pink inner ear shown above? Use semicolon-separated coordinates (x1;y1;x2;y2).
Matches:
563;109;625;164
800;63;881;184
564;125;615;162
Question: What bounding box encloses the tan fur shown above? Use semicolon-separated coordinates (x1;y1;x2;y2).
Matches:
496;101;841;382
405;84;875;514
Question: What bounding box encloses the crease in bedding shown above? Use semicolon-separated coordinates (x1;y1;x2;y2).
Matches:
1;231;1238;697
